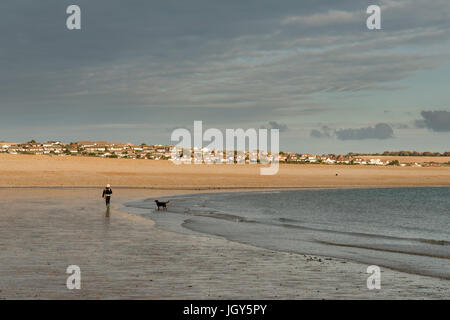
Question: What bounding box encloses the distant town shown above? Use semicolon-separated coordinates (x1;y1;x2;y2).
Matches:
1;140;449;167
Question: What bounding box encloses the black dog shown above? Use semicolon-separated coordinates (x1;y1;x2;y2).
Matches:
154;200;170;210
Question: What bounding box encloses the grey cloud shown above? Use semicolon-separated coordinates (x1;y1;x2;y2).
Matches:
310;129;325;138
310;126;333;138
391;123;410;129
281;9;361;27
335;123;394;140
261;121;289;132
414;119;427;128
416;110;450;132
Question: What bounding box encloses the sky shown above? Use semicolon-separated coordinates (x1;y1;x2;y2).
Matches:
1;0;450;154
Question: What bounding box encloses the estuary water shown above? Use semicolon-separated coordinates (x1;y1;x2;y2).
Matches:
124;187;450;279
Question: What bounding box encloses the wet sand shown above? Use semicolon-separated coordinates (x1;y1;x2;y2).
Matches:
0;188;448;299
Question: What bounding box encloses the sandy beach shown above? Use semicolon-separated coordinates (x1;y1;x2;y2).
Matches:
0;155;449;299
1;154;450;188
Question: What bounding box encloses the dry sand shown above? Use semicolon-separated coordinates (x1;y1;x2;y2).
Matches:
1;154;450;188
0;189;448;299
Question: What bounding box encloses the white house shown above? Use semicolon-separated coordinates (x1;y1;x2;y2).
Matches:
369;158;384;165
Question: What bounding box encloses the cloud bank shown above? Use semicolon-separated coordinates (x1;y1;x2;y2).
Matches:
335;123;394;140
311;123;394;140
415;110;450;132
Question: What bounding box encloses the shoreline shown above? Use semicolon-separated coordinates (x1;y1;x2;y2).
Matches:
120;188;450;294
119;188;450;282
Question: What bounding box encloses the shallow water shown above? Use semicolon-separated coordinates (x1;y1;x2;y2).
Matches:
125;187;450;280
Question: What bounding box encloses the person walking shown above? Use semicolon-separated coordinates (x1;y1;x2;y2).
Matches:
102;184;113;208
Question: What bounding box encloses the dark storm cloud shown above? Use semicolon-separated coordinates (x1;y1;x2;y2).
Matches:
335;123;394;140
415;110;450;132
